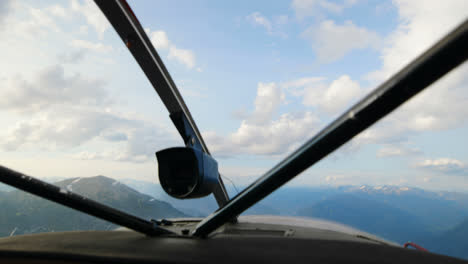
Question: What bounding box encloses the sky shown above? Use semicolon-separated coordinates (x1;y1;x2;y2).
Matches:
0;0;467;192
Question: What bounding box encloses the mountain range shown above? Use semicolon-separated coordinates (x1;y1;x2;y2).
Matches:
1;176;468;260
0;176;185;237
122;179;468;259
122;179;468;230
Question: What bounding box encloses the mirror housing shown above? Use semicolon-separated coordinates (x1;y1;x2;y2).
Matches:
156;147;219;199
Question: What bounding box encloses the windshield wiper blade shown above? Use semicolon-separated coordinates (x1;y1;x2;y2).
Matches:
193;18;468;237
94;0;229;207
0;165;174;236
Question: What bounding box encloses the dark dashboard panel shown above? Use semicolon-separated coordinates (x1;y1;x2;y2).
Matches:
0;231;466;264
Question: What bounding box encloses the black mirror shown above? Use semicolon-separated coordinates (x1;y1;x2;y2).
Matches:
156;147;219;199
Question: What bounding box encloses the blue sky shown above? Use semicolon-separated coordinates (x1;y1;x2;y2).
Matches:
0;0;467;191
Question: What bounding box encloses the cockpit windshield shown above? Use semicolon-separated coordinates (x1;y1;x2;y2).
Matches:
1;0;467;261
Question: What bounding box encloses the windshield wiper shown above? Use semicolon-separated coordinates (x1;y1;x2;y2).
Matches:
192;18;468;237
0;165;174;236
94;0;230;207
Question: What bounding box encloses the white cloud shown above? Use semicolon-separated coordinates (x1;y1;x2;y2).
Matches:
368;0;468;82
71;150;148;163
3;2;77;36
292;0;356;19
342;61;468;157
250;82;284;124
149;30;170;50
78;25;88;35
205;75;365;157
417;158;467;176
302;20;381;63
47;5;68;18
58;50;86;64
376;147;403;158
0;64;178;162
71;120;178;163
234;112;319;154
71;0;110;39
376;145;420;158
246;12;288;37
316;75;361;113
22;6;61;34
205;82;320;156
70;39;113;53
146;29;198;69
281;77;324;95
168;46;196;69
0;64;108;113
1;106;177;162
247;12;272;32
179;87;207;99
0;5;59;41
285;75;363;115
1;108;132;151
0;1;99;42
0;2;179;166
206;111;320;156
338;0;468;153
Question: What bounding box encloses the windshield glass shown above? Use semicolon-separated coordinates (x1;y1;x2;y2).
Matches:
1;0;468;261
129;0;468;258
0;0;216;235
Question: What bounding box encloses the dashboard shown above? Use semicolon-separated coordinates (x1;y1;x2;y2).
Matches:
0;219;466;264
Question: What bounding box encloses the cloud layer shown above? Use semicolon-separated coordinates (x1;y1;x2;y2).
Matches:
246;12;288;37
205;81;321;156
0;65;108;113
417;158;467;176
351;0;468;154
0;1;190;164
1;0;467;189
292;0;356;19
0;63;178;162
302;20;381;63
147;29;198;69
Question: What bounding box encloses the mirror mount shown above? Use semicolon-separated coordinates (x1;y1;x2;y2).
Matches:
170;112;204;151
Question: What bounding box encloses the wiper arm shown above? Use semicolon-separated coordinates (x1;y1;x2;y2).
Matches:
94;0;229;207
193;18;468;237
0;165;174;236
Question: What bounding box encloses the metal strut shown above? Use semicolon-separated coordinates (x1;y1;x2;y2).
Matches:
94;0;229;207
192;18;468;237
